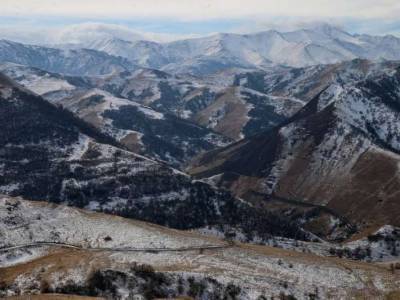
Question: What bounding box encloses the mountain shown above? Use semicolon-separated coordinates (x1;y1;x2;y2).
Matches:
2;196;400;300
0;72;308;242
0;39;136;76
192;85;304;140
63;24;400;75
92;68;304;140
89;68;217;116
3;24;400;77
0;64;230;166
190;59;400;234
58;88;231;166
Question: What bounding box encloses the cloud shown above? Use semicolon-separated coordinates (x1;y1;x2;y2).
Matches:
1;1;400;44
0;22;203;45
1;0;400;21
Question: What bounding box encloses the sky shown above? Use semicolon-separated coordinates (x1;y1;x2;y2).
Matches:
1;0;400;43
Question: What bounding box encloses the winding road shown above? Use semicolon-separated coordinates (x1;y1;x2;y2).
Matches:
0;241;233;253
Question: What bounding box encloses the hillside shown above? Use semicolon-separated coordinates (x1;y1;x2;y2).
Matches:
190;60;400;233
1;196;400;300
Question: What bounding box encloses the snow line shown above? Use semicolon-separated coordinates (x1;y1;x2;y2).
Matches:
0;241;232;253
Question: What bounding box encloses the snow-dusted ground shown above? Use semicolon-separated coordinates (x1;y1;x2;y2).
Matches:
0;196;224;256
345;225;400;262
1;197;400;300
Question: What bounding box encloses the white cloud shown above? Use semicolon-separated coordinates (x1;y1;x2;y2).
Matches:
0;23;203;45
1;0;400;21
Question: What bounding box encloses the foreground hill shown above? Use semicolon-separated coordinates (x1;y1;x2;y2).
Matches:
190;60;400;233
1;196;399;300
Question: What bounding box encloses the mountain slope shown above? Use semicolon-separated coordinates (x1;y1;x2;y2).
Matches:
0;62;93;100
190;60;400;231
59;88;230;166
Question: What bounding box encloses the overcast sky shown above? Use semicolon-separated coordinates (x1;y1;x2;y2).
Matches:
1;0;400;41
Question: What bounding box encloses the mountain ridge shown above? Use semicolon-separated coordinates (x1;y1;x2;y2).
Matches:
189;60;400;232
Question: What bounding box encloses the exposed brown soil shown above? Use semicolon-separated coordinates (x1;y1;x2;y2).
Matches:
0;248;109;286
193;87;249;140
120;132;143;153
327;149;400;229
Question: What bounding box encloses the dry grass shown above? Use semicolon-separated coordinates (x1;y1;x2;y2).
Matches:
385;291;400;300
328;149;400;229
1;248;109;286
237;243;394;274
193;87;249;140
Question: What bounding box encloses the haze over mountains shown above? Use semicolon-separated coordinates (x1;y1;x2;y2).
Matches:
2;21;400;299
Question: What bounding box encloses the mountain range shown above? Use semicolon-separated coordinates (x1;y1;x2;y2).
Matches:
2;24;400;77
2;22;400;299
56;23;400;74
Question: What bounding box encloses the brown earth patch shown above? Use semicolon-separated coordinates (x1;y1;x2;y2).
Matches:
120;132;143;153
193;87;249;140
0;248;109;286
328;149;400;229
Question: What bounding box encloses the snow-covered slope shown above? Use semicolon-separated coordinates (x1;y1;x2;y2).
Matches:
2;196;400;300
0;196;222;251
0;62;92;100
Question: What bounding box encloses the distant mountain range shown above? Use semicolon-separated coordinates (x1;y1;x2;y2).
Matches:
0;39;136;76
1;24;400;77
56;23;400;74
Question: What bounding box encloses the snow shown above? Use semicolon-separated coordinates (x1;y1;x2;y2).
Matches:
67;134;90;161
0;247;49;268
0;183;20;193
0;196;224;251
136;105;164;119
0;86;12;99
345;225;400;262
21;74;75;95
